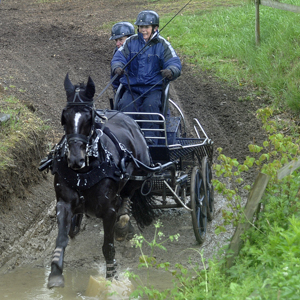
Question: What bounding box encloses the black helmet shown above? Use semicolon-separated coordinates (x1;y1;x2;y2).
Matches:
135;10;159;27
109;22;135;40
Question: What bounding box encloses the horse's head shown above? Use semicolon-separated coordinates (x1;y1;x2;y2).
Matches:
61;74;96;170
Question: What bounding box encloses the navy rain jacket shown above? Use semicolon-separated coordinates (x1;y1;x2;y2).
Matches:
111;46;121;90
111;31;182;95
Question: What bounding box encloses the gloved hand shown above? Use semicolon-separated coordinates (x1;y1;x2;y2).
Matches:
161;69;173;80
114;67;124;76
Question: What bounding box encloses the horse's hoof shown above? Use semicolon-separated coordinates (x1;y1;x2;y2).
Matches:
48;274;65;289
106;272;118;281
118;214;130;227
114;215;130;242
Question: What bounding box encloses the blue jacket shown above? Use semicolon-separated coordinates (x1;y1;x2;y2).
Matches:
111;47;121;90
111;31;181;95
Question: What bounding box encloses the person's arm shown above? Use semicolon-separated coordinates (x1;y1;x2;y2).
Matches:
111;39;130;75
160;37;182;81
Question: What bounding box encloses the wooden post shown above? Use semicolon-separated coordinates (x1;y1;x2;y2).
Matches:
255;0;260;46
226;156;300;269
226;173;270;269
256;0;300;46
277;157;300;180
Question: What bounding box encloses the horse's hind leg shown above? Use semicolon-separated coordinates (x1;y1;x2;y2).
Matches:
48;201;72;288
69;214;83;238
102;208;117;279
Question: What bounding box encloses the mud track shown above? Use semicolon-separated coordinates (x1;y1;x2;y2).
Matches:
0;0;266;282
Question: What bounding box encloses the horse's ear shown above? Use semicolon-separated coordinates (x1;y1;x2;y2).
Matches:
85;76;95;99
61;108;66;126
64;73;75;98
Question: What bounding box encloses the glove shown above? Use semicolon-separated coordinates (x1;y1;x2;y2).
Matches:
161;69;173;80
114;67;124;76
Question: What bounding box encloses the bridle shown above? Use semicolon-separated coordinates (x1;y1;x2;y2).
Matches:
63;87;107;166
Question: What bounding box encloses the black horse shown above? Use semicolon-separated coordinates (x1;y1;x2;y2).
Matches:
45;74;156;288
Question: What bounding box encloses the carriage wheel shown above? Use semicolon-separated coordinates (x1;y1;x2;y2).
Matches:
202;156;215;221
190;165;207;244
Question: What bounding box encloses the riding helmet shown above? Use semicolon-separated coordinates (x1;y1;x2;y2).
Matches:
135;10;159;27
109;22;135;40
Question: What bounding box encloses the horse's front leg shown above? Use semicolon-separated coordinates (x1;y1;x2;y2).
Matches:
48;200;72;288
102;207;117;279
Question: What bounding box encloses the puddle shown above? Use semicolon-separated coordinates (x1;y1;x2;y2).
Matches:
0;265;174;300
0;266;92;299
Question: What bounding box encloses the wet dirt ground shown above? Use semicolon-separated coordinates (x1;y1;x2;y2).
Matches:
0;0;267;298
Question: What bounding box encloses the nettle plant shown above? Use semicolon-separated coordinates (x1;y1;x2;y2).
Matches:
213;107;300;232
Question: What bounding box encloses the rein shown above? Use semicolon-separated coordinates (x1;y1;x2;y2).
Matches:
105;77;165;122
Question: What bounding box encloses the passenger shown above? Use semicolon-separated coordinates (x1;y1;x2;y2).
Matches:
109;22;135;92
111;10;182;144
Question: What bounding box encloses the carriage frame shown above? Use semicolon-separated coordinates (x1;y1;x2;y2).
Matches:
115;83;214;244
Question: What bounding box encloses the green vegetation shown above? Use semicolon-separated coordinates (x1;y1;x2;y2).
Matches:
128;108;300;299
0;95;49;170
161;0;300;112
125;1;300;298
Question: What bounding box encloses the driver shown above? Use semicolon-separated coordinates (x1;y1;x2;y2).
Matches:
111;10;182;144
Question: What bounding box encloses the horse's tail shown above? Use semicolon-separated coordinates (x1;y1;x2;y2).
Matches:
131;190;156;229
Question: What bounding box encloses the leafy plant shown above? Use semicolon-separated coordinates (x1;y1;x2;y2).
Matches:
213;107;300;232
126;220;179;299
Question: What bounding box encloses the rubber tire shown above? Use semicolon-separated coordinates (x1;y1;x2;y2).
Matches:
202;156;215;221
190;165;207;244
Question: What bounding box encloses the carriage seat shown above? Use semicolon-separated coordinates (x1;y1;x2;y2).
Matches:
113;82;170;117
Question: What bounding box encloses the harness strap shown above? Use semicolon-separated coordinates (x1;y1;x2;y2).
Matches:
66;133;89;144
102;127;121;153
102;127;130;174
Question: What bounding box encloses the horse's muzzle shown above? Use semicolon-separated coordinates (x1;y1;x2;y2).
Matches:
67;155;86;170
67;145;86;170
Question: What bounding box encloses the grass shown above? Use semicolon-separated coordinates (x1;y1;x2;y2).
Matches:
159;0;300;112
104;0;300;112
0;95;49;170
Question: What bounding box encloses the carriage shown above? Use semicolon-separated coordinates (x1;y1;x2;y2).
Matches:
40;75;214;287
113;82;214;244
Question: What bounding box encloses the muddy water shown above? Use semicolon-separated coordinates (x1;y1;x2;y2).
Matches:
0;194;231;299
0;265;173;299
0;266;94;299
